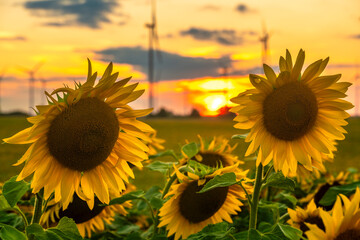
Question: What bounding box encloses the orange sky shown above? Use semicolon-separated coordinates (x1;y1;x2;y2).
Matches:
0;0;359;115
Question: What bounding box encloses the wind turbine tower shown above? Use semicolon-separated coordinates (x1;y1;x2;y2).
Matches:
145;0;161;110
0;69;6;114
19;62;44;114
259;22;270;65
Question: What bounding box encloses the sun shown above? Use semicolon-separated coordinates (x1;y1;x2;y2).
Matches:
199;94;227;116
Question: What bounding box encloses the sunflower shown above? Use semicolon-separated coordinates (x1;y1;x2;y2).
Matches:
158;165;252;240
3;60;154;209
230;49;352;177
305;188;360;240
295;151;333;189
288;199;325;235
180;135;243;169
40;193;131;237
145;131;165;156
304;172;352;211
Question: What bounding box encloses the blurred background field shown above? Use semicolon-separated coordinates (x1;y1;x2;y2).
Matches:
1;116;360;190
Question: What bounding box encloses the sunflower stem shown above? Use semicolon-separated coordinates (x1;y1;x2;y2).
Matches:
249;163;263;230
161;173;178;199
31;191;44;224
238;181;252;206
262;165;273;183
13;206;29;228
140;197;158;237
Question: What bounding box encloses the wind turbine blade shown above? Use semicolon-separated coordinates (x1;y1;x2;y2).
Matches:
151;0;156;25
16;65;31;73
32;61;45;73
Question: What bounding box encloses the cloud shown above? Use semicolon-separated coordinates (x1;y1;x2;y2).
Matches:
328;63;360;68
235;3;254;14
352;34;360;39
96;46;230;80
0;36;27;41
199;5;221;11
23;0;119;28
180;27;244;46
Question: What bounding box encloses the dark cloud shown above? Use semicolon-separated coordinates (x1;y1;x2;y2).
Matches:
235;3;254;14
0;36;27;41
328;63;360;68
180;27;244;46
231;66;268;76
24;0;118;28
352;34;360;39
96;46;230;80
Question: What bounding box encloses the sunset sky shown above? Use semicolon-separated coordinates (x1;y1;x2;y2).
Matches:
0;0;359;116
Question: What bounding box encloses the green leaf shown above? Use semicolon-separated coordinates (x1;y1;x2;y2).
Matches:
145;161;176;174
48;217;82;240
2;176;30;207
107;190;145;206
0;195;11;211
247;229;270;240
116;224;140;235
187;160;216;178
231;133;248;140
26;224;47;240
276;223;302;240
150;197;163;210
144;186;163;209
0;223;26;240
319;181;360;206
186;222;232;239
148;150;178;160
263;172;295;191
277;192;297;208
347;167;358;174
198;172;237;193
26;218;82;240
181;142;198;159
245;224;302;240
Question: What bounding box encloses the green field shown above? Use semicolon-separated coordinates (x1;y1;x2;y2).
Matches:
1;116;360;189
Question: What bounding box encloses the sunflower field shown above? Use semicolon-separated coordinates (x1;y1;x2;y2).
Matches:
1;49;360;240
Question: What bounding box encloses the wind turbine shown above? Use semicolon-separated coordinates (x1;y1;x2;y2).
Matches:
18;62;44;114
38;75;47;104
259;21;271;65
0;69;6;114
145;0;162;110
218;57;233;107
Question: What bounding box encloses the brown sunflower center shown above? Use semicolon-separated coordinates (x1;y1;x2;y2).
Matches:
314;181;341;210
47;97;119;172
191;152;229;168
334;230;360;240
262;82;318;141
58;194;105;224
299;216;325;233
179;179;229;223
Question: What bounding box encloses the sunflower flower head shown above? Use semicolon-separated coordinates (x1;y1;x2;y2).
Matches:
231;49;353;177
301;171;352;210
3;59;154;209
305;188;360;240
144;131;165;156
288;199;325;235
40;193;131;237
180;135;243;170
158;165;252;240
